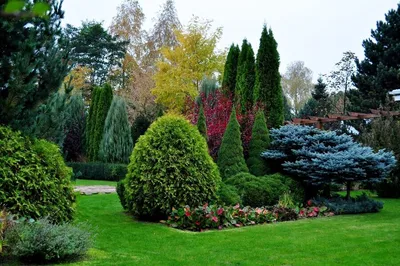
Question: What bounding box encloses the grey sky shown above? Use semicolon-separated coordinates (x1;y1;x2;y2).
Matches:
62;0;399;81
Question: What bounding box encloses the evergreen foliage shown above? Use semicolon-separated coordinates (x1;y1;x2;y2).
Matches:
99;97;133;164
352;4;400;111
262;125;396;199
0;126;75;223
216;183;241;206
197;105;207;139
131;115;151;146
283;95;293;121
247;112;270;176
235;40;255;112
254;25;284;128
222;44;240;94
124;115;221;219
86;87;100;160
0;1;70;130
298;78;330;118
217;108;249;179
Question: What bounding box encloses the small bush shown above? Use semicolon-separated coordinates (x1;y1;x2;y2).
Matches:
4;218;92;263
217;183;241;206
68;162;127;181
311;193;383;214
0;126;75;223
226;172;288;207
125;115;221;219
117;180;127;210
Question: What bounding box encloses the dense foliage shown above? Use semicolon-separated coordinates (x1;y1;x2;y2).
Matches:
254;25;284;128
124;115;221;219
4;218;92;263
235;40;255;112
0;126;75;223
99;97;133;163
299;77;330;118
351;3;400;111
247;111;270;176
217;108;249;179
68;162;127;181
222;44;240;94
216;183;241;206
197;105;207;139
262;125;396;199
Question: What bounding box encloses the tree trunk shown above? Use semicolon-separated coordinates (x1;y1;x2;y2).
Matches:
346;181;351;200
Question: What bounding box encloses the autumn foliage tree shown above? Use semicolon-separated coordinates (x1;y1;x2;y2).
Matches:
152;17;225;113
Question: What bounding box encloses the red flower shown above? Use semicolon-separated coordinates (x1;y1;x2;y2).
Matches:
212;216;218;223
195;221;200;226
185;211;191;217
307;200;312;206
299;210;305;216
313;207;319;212
217;208;224;216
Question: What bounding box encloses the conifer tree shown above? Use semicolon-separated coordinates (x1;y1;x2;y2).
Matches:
235;40;255;112
64;94;86;161
217;107;249;179
254;25;284;128
222;44;240;94
247;111;270;176
99;97;133;163
197;105;207;139
131;115;151;146
86;87;100;160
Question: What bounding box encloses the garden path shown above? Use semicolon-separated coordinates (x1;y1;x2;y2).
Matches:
74;185;116;195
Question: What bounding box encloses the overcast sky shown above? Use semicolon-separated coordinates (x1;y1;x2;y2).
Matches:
62;0;399;81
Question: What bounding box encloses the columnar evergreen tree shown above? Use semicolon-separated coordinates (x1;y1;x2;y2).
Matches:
247;111;270;176
351;4;400;111
86;87;100;159
197;105;207;139
217;107;249;179
254;25;284;128
131;115;151;146
222;44;240;94
235;40;255;112
87;84;113;161
99;97;133;163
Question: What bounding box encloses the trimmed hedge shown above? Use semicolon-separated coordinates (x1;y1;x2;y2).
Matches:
67;162;127;181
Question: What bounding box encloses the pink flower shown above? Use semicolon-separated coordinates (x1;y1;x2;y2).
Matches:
217;208;224;216
212;216;218;223
234;203;240;209
299;210;305;216
307;200;312;206
218;225;223;230
256;208;262;215
313;207;319;212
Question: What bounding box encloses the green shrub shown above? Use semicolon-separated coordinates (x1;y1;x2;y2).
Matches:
0;126;75;223
312;193;384;214
68;162;127;181
125;114;221;219
117;180;127;210
267;173;304;204
217;183;241;206
226;172;288;207
4;218;92;263
217;108;249;179
197;105;207;139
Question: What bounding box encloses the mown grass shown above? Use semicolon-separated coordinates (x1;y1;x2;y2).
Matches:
73;179;117;187
66;192;400;266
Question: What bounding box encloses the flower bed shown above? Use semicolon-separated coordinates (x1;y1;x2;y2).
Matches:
166;203;333;231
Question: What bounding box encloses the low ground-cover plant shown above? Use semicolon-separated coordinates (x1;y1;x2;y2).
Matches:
68;162;127;181
311;193;383;214
3;217;93;264
166;203;299;231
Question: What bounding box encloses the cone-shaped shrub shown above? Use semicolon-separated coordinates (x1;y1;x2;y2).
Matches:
99;97;133;163
197;105;207;139
124;114;220;219
247;111;270;176
217;108;249;179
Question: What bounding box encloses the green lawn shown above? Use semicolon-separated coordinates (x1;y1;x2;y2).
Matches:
67;193;400;266
73;179;117;187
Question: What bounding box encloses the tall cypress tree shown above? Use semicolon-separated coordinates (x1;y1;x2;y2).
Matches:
217;107;249;179
222;44;240;94
254;25;284;128
99;97;133;163
247;111;270;176
86;87;100;160
197;105;207;140
235;40;255;113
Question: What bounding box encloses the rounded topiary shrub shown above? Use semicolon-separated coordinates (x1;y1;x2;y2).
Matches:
226;172;288;207
124;115;221;219
0;126;75;223
217;183;241;206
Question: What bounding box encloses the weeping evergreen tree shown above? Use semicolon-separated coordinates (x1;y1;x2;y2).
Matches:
217;107;249;179
235;40;255;113
99;97;133;163
247;111;270;176
254;25;284;128
86;84;113;161
222;44;240;94
197;105;207;139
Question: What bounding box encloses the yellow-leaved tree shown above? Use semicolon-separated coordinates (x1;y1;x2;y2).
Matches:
152;16;225;113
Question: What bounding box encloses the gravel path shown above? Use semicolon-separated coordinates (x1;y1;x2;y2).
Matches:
74;185;116;195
